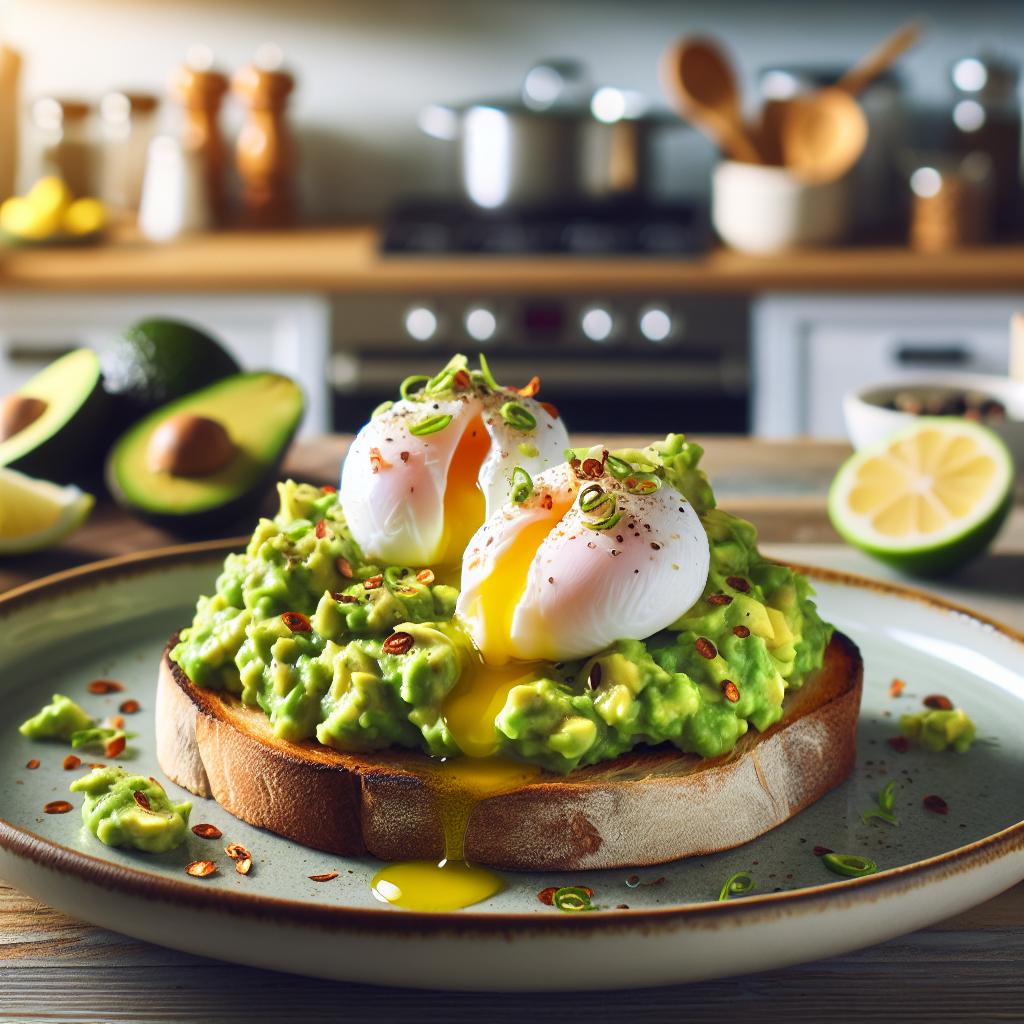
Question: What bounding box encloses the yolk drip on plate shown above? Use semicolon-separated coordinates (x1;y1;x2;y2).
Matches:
436;415;488;564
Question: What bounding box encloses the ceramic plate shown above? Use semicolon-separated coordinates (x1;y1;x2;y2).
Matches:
1;542;1023;991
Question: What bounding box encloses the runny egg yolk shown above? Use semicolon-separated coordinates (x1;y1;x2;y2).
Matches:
436;415;489;566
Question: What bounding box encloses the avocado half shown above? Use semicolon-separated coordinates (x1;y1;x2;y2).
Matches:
106;372;305;534
0;348;112;484
102;318;241;427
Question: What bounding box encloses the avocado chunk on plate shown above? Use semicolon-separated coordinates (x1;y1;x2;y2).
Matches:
102;317;241;426
0;348;111;484
106;372;304;533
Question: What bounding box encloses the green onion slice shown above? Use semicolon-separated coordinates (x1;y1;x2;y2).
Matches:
624;472;662;494
718;871;755;901
399;375;430;401
383;566;413;592
579;483;608;513
605;454;634;479
409;413;453;437
553;886;594;912
879;780;897;813
476;353;499;391
861;808;898;826
371;400;394;419
583;508;623;531
510;467;533;504
500;401;537;433
822;853;878;878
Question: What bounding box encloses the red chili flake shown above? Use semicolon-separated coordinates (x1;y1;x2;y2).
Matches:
889;678;906;698
44;800;73;814
399;450;410;463
726;576;750;593
132;790;151;811
707;594;732;606
363;574;384;590
416;568;435;585
63;755;82;771
812;845;833;857
104;734;126;759
331;591;358;604
281;611;312;633
923;794;949;815
25;758;40;770
309;872;339;882
337;558;354;578
320;485;337;494
87;679;124;694
452;368;473;390
192;823;223;839
381;631;414;656
540;401;559;419
733;625;751;639
315;519;328;539
588;662;602;689
89;763;106;770
537;886;559;905
923;694;953;711
539;492;553;510
887;736;909;753
109;715;125;730
119;699;141;715
517;375;541;398
369;447;390;473
580;458;604;478
695;637;718;659
185;860;218;878
721;680;740;703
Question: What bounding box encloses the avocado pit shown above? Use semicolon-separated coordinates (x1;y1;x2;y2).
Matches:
146;412;237;477
0;394;48;441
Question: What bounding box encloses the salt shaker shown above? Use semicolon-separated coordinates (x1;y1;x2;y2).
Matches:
137;134;210;242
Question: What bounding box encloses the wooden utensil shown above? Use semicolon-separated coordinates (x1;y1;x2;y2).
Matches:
660;37;763;163
836;22;922;96
779;87;868;183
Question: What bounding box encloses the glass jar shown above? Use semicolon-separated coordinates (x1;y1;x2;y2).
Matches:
27;96;96;197
99;91;159;213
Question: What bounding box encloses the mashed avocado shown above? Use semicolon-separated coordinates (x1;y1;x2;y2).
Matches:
70;766;192;852
172;435;832;773
901;707;976;752
19;694;94;740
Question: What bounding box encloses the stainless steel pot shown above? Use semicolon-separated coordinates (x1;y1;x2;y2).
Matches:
419;62;663;210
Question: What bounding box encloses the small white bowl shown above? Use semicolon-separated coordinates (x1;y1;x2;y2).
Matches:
711;160;850;254
843;374;1024;469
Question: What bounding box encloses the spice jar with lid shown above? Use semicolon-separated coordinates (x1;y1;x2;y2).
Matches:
27;96;96;196
99;91;159;214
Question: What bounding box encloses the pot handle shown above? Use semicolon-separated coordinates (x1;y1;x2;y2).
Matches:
417;104;459;141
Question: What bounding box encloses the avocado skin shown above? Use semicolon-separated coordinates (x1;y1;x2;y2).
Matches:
105;372;304;537
102;318;240;427
2;356;113;486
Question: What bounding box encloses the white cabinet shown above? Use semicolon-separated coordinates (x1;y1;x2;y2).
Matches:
0;293;331;436
752;294;1023;438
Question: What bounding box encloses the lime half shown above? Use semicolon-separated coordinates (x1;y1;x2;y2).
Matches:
829;418;1014;576
0;467;94;554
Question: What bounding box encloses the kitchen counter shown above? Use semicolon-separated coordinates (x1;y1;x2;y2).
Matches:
2;436;1023;1023
1;227;1024;293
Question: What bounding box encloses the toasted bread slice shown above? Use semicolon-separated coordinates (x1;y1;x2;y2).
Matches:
156;631;862;871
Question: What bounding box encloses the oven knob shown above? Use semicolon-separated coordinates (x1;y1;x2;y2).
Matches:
464;305;498;344
580;305;615;344
404;305;439;343
638;305;680;345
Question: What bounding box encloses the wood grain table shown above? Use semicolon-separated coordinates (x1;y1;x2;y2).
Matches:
2;436;1022;1024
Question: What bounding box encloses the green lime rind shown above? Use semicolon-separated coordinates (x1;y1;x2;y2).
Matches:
828;418;1014;578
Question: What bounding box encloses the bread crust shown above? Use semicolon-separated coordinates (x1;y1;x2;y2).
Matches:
156;632;862;870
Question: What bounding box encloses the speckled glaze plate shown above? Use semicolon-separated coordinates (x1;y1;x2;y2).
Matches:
1;541;1023;991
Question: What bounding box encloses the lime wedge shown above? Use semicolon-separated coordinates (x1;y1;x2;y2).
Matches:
829;418;1014;576
0;467;94;554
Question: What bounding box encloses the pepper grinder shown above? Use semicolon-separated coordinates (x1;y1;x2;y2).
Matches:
170;50;229;225
233;51;295;228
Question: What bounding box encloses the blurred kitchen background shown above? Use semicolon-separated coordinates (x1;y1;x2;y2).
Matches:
0;0;1023;440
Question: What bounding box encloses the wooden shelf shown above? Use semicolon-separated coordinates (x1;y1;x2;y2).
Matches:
0;227;1023;293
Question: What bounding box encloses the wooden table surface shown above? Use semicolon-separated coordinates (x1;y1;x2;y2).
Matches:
2;436;1023;1023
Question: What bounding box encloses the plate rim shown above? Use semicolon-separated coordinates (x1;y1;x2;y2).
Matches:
1;539;1022;937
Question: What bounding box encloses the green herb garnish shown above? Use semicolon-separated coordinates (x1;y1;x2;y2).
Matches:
822;853;878;878
409;413;453;437
605;454;634;479
399;375;430;401
861;781;899;826
476;353;499;391
718;871;755;901
624;471;662;495
553;886;594;912
371;400;393;419
500;401;537;433
510;467;533;504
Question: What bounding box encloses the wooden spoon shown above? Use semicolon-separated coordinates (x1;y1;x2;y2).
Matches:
780;87;868;184
660;37;763;163
836;21;922;96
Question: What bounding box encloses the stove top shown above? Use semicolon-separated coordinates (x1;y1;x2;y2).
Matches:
380;200;708;256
